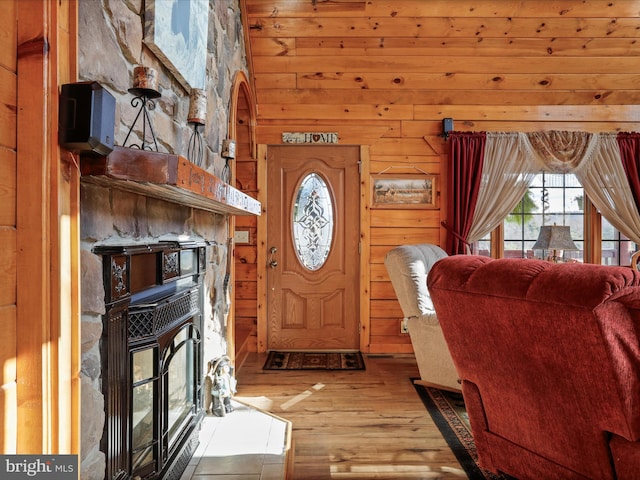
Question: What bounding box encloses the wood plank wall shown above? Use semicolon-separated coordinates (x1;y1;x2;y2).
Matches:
0;0;78;453
0;0;18;452
240;0;640;353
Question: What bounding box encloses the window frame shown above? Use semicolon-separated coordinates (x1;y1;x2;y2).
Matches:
487;195;604;264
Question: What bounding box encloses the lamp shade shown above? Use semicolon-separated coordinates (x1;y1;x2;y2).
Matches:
532;225;578;251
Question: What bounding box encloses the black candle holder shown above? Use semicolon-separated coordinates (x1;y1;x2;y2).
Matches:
221;158;231;183
123;87;160;151
187;123;204;167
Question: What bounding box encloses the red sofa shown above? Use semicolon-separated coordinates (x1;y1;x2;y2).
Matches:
427;256;640;480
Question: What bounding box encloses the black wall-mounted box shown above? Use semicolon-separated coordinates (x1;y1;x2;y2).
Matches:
59;81;115;156
443;117;454;134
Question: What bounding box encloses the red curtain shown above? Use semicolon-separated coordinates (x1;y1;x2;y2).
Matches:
617;132;640;210
443;131;486;255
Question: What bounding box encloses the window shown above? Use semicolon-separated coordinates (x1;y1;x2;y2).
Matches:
473;172;637;265
504;172;583;262
601;218;637;266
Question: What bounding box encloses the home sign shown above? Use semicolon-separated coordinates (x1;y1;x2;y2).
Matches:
282;132;339;144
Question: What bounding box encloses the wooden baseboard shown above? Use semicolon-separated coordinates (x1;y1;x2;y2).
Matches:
285;438;295;480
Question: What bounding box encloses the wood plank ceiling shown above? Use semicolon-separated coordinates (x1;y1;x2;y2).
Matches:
243;0;640;135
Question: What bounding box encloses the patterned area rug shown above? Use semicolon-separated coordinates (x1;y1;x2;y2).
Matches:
412;380;511;480
263;351;366;370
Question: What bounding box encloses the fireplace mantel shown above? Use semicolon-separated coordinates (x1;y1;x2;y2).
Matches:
81;146;261;216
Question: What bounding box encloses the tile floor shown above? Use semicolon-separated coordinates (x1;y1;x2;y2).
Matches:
180;400;291;480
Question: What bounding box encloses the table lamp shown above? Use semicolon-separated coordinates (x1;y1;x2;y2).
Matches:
532;224;578;263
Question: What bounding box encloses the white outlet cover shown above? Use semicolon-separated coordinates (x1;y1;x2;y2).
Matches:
234;230;250;243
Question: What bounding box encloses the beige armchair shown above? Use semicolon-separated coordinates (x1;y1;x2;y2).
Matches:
384;244;460;392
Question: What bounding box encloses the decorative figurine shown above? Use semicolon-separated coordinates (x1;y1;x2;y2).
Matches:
204;355;237;417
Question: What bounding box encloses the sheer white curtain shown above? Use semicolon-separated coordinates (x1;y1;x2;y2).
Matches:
466;130;640;252
575;133;640;246
522;131;640;245
466;133;538;247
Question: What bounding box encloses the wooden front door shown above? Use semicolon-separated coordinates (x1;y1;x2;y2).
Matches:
267;145;360;350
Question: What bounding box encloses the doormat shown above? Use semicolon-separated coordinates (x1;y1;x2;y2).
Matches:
263;351;365;370
412;380;512;480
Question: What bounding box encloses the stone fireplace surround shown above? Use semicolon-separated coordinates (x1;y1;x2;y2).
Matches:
76;1;252;476
80;147;260;479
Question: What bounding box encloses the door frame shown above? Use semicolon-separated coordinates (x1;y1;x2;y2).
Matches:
256;144;371;353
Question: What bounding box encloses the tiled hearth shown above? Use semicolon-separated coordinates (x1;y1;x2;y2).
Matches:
181;401;291;480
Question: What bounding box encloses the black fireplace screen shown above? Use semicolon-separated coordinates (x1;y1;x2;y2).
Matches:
95;242;206;480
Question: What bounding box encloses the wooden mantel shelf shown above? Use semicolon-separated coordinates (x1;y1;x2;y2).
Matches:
80;146;261;216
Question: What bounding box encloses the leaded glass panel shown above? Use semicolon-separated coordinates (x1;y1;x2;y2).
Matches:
292;173;334;270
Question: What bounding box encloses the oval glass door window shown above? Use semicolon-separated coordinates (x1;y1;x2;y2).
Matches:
292;173;334;270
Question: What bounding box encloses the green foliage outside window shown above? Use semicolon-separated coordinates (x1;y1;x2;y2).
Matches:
506;191;538;225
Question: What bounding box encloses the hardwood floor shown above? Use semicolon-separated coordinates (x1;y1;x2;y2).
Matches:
234;352;467;479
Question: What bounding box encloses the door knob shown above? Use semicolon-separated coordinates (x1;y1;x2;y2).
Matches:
269;246;278;268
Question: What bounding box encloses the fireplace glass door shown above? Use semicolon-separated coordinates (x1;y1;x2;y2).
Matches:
163;324;199;459
164;325;196;449
132;346;158;473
